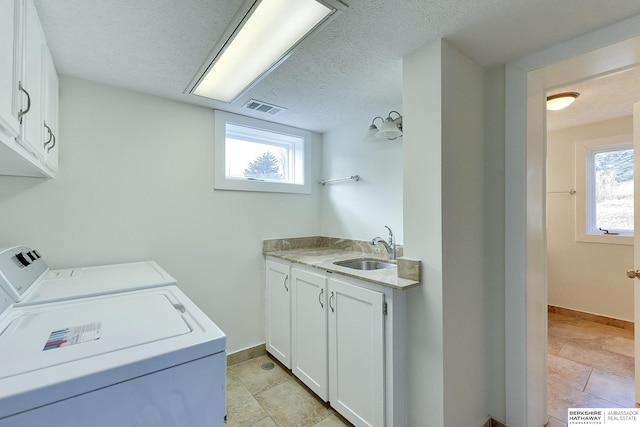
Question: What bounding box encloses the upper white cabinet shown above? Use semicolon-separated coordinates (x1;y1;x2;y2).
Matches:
41;45;59;172
0;0;21;142
0;0;59;178
18;0;46;158
265;259;292;369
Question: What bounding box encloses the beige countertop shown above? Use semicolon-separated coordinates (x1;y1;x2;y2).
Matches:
264;242;421;290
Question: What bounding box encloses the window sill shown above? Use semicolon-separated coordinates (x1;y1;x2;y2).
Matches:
576;233;633;246
214;178;311;194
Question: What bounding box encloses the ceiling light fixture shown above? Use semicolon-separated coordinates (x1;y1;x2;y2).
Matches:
364;111;403;142
546;92;579;111
187;0;346;103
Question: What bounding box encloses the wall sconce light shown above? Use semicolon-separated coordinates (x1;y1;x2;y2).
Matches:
546;92;579;111
364;111;403;142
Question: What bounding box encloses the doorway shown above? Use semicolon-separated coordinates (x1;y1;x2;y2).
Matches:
546;100;636;422
504;21;640;427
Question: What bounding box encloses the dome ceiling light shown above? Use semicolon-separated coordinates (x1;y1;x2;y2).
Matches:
546;92;580;111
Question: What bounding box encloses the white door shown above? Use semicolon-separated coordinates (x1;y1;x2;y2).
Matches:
633;102;640;404
265;259;291;369
291;267;328;400
328;278;384;427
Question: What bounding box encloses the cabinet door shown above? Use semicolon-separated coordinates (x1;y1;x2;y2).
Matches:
328;278;384;427
265;259;291;368
0;0;20;140
41;44;58;172
17;0;45;158
291;267;328;401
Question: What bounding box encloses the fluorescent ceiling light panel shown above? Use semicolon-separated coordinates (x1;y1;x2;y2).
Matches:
191;0;341;103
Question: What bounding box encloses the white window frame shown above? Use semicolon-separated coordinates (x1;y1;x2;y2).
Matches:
214;110;312;194
575;134;633;245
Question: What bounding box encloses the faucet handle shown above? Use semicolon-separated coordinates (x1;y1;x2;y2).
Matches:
384;225;394;244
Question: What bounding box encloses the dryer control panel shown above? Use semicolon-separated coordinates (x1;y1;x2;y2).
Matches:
0;246;49;302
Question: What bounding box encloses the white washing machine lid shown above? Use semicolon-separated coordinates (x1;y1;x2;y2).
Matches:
20;261;177;305
0;285;226;419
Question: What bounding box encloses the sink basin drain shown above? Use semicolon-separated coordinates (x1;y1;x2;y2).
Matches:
261;362;275;371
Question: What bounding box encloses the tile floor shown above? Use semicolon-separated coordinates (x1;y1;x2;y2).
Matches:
226;354;353;427
547;311;636;426
228;313;635;427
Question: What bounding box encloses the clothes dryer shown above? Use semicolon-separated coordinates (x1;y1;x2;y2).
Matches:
0;247;226;427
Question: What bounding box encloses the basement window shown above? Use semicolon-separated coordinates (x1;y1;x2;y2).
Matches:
214;110;312;194
575;134;634;244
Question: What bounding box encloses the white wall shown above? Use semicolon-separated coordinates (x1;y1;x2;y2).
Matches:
485;65;506;423
403;39;487;427
547;116;634;321
0;76;322;353
440;39;487;427
403;40;444;426
320;112;403;242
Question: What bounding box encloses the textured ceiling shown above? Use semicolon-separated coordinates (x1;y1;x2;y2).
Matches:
547;66;640;131
33;0;640;133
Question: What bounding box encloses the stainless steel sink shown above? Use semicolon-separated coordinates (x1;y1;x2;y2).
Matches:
334;259;396;271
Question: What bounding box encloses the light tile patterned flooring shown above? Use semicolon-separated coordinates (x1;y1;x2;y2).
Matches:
547;311;636;426
228;313;635;426
227;354;353;427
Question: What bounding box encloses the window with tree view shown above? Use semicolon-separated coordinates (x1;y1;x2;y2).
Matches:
225;123;303;184
214;110;311;194
584;141;634;238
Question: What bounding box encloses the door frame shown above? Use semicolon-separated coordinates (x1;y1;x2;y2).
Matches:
505;15;640;427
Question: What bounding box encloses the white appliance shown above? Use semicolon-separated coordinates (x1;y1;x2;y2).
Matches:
0;247;227;427
0;246;177;305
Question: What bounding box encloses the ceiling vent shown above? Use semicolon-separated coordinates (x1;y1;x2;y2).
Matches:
242;99;287;115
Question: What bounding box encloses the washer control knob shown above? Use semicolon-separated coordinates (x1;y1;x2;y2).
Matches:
15;252;31;267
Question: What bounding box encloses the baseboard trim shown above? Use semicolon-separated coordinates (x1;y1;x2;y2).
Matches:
227;343;267;366
548;305;633;331
483;418;507;427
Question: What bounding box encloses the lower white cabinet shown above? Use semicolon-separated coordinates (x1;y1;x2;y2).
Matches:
328;277;384;427
291;268;328;400
265;259;291;369
267;257;406;427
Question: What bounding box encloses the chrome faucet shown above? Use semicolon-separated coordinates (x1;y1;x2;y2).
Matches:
371;225;396;260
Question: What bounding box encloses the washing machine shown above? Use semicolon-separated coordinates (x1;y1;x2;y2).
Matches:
0;247;227;427
0;246;177;305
